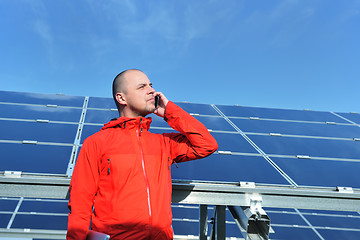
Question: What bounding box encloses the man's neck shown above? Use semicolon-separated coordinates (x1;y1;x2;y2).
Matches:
119;110;146;118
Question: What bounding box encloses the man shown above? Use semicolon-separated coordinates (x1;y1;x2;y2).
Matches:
67;69;218;239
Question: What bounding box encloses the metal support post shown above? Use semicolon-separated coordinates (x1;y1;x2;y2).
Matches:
215;205;226;240
199;204;208;240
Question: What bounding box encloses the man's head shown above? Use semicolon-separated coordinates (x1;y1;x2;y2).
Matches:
112;69;157;117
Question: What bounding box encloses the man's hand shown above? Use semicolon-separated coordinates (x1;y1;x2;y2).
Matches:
153;92;169;118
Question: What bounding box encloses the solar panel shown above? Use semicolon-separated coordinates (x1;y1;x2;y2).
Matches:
0;90;359;240
80;125;103;143
12;214;68;230
0;143;72;174
0;104;82;122
174;102;221;116
230;117;360;138
87;96;117;109
216;104;350;123
271;157;360;188
84;109;118;124
0;91;84;107
0;120;78;144
335;112;360;124
248;134;360;159
171;154;289;185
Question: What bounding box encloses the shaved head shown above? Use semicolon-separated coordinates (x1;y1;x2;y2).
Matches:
112;69;142;109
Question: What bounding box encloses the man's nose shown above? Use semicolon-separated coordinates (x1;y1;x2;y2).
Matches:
148;86;155;94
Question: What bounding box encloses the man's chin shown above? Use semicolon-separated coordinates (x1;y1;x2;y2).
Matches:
143;107;156;116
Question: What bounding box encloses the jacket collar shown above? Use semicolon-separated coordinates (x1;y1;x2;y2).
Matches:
101;117;152;131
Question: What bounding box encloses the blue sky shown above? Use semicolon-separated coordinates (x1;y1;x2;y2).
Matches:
1;0;359;113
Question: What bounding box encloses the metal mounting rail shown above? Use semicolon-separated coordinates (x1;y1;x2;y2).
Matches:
171;180;360;212
1;176;359;212
1;176;360;240
0;229;209;240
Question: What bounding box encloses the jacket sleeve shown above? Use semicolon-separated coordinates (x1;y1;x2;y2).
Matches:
164;101;218;163
66;138;100;240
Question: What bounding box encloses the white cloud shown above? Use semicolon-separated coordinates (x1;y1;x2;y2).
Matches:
27;0;53;45
33;19;53;46
85;0;240;53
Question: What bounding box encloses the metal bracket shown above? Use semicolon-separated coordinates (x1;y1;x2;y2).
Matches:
296;155;311;159
4;171;22;178
239;182;256;188
46;104;58;108
36;119;50;123
22;140;38;145
250;196;263;212
249;117;260;120
336;186;354;193
269;133;282;137
218;150;232;155
228;196;271;240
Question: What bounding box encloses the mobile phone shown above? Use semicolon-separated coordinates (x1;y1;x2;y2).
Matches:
155;95;160;108
86;230;110;240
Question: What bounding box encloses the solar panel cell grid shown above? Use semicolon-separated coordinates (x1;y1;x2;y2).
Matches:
0;198;18;211
0;120;78;144
0;143;72;174
209;132;258;153
231;118;360;139
216;105;349;123
174;102;220;116
0;104;82;122
172;220;199;236
19;200;69;214
299;209;360;215
248;134;360;160
0;90;84;107
304;214;360;229
336;112;360;125
172;154;290;185
193;115;235;132
12;214;68;230
87;96;117;109
271;157;360;188
84;109;118;124
80;125;103;143
172;205;199;219
0;214;11;228
317;229;360;240
269;226;321;240
266;211;307;225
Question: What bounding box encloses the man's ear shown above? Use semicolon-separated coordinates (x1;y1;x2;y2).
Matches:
116;93;127;106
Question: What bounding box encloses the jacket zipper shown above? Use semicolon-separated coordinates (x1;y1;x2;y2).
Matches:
137;119;152;223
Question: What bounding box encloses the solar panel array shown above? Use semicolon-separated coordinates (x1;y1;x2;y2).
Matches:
1;90;360;239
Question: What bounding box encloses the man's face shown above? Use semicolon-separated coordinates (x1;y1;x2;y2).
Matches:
122;70;156;117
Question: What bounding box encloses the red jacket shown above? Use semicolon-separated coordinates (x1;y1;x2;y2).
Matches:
67;102;218;240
